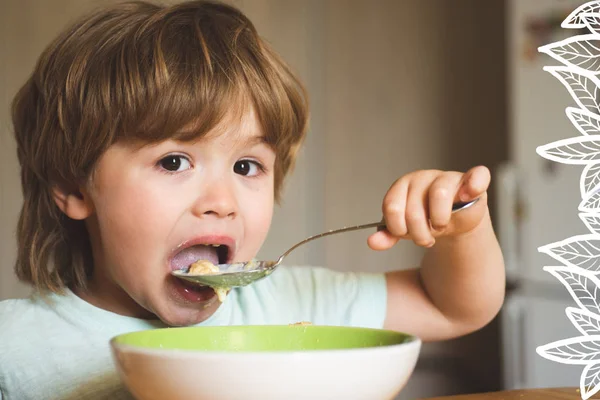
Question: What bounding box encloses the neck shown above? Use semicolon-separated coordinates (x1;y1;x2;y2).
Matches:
73;277;156;320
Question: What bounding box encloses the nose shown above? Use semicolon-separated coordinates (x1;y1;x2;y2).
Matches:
191;178;238;219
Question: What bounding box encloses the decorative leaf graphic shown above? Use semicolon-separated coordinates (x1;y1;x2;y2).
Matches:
539;236;600;272
581;163;600;197
537;5;600;399
581;213;600;235
542;266;600;314
536;135;600;164
539;35;600;74
536;335;600;364
567;107;600;136
583;13;600;36
581;362;600;400
567;307;600;336
543;67;600;115
563;2;600;28
581;190;600;212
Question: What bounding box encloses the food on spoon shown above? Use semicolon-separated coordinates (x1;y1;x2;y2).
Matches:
187;260;229;302
213;288;229;303
243;260;258;270
188;259;220;275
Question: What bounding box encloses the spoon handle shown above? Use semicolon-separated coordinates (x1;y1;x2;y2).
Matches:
277;198;479;263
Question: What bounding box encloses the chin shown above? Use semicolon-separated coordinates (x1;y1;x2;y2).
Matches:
157;303;222;327
149;281;222;326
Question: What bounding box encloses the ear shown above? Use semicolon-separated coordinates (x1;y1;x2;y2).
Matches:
52;183;94;220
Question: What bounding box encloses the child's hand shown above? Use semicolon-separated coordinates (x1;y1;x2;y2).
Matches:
367;166;490;251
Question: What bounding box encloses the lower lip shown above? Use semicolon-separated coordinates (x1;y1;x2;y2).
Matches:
169;276;217;304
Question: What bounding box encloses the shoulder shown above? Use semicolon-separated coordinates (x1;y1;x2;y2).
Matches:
0;295;57;395
238;265;349;302
0;293;134;399
263;265;386;298
235;265;388;328
0;291;77;371
0;295;51;335
0;293;65;362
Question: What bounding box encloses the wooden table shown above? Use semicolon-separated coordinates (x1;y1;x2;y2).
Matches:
422;387;600;399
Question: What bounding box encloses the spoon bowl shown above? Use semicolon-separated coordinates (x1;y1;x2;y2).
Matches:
171;198;479;288
171;261;278;287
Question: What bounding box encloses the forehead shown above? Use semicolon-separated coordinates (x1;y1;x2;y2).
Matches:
200;104;263;145
183;106;272;153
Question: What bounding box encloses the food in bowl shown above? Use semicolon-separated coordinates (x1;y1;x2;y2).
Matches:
110;325;421;400
289;321;312;326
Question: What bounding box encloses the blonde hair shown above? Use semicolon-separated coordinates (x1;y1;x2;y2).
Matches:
11;0;309;293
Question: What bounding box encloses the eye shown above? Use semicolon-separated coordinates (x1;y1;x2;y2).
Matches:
158;155;192;173
233;160;263;177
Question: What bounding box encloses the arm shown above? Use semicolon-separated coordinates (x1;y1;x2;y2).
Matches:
368;167;506;342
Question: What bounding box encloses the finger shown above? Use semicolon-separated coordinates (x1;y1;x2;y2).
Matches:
381;177;409;237
367;230;401;251
429;172;463;231
459;166;490;201
405;179;435;247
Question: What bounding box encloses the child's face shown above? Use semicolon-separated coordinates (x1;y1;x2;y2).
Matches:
81;108;275;326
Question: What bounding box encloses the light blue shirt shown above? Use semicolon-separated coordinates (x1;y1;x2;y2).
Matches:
0;266;387;400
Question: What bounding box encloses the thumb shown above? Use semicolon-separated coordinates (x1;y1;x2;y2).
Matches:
367;230;400;251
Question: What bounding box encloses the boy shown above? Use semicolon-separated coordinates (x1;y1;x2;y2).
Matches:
0;1;505;399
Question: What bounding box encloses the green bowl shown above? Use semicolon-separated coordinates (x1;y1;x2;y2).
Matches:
112;325;414;352
110;325;421;400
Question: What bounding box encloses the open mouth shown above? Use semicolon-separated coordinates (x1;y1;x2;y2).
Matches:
170;241;232;272
169;239;235;304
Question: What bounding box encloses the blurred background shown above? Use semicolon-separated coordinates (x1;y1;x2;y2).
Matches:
0;0;592;398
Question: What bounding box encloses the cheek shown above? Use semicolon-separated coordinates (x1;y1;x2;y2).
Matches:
241;185;274;252
91;181;181;267
256;200;274;236
98;188;165;234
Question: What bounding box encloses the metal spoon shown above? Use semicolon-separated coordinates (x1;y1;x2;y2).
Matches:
171;198;479;288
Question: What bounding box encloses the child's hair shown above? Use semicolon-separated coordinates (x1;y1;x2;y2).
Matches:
11;0;309;293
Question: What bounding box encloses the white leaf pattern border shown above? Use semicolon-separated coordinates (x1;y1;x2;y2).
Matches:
536;3;600;398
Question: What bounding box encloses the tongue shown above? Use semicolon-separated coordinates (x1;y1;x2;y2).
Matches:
171;245;219;270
